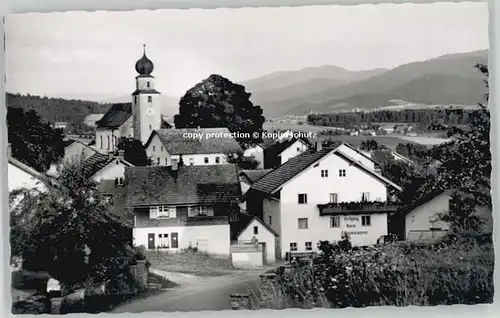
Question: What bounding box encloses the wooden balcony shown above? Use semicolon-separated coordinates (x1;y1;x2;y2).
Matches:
135;215;229;228
317;201;399;216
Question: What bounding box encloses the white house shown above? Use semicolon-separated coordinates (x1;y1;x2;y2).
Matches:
247;143;402;259
234;215;279;263
243;144;265;169
95;45;168;151
8;153;50;194
144;128;242;167
125;164;242;257
404;190;492;241
48;139;99;177
238;169;273;211
263;137;311;169
80;151;134;184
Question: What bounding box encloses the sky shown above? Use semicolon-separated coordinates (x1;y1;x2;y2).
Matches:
6;2;489;101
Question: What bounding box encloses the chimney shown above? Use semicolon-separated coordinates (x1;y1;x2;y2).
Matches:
117;150;125;159
316;141;323;152
7;143;12;157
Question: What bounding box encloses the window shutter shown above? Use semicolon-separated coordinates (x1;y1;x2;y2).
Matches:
149;207;158;219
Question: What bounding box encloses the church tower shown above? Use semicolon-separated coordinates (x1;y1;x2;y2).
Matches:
132;45;162;144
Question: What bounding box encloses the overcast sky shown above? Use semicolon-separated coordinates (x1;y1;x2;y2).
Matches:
6;2;488;101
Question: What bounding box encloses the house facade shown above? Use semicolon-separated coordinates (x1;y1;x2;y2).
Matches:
263;137;311;169
125;164;242;256
235;216;278;263
248;144;401;259
48;140;99;177
144;128;242;167
80;151;134;184
242;144;265;169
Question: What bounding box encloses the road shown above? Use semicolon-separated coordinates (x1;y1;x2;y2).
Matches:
111;269;265;312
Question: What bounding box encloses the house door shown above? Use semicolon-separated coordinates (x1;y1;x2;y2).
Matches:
260;242;267;265
171;232;179;248
148;233;155;250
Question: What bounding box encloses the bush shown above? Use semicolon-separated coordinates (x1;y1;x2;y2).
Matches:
264;239;494;309
12;295;50;314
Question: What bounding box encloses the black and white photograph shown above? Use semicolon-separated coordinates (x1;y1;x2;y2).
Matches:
6;1;493;314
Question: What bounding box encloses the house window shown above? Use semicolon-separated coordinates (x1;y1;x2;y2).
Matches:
188;206;212;217
159;233;169;248
157;157;160;165
148;96;152;103
253;226;258;235
215;156;220;164
160;146;163;152
298;194;307;204
204;157;209;164
296;147;301;152
152;146;156;152
321;170;328;178
107;136;110;149
189;158;195;166
298;218;308;229
147;81;150;88
99;136;103;149
290;242;297;251
165;158;168;165
305;242;312;251
361;215;371;227
149;124;152;130
329;193;338;203
150;206;176;219
339;169;346;177
361;192;370;202
268;216;272;225
115;177;124;186
330;216;340;228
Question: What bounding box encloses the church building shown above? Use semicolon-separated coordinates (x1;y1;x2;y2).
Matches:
95;45;168;153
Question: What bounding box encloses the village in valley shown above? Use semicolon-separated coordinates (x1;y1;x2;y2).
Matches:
7;3;493;314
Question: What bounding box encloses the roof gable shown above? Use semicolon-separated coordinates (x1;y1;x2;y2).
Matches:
80;153;134;180
96;103;132;129
237;216;279;238
125;164;241;207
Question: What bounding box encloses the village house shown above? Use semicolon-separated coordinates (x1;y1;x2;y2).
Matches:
124;163;241;256
370;149;414;166
95;45;170;151
8;145;52;194
263;137;311;169
404;189;492;241
144;128;242;167
230;212;279;263
80;150;134;184
246;143;402;259
238;169;273;211
242;144;265;169
47;139;99;177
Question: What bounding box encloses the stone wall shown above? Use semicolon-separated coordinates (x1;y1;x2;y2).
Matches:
230;293;252;310
129;260;149;289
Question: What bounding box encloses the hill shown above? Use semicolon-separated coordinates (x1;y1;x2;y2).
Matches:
6;93;112;131
245;50;488;117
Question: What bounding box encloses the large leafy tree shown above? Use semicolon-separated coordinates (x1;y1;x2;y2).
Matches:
429;63;491;232
10;163;134;293
115;137;152;166
174;74;265;144
7;107;66;172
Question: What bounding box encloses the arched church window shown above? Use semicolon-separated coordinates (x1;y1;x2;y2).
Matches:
107;136;110;149
148;96;152;103
147;82;150;88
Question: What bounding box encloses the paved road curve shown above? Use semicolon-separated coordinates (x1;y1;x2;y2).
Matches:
111;270;264;312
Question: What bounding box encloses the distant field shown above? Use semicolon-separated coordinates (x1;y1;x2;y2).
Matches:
313;135;414;150
263;122;339;132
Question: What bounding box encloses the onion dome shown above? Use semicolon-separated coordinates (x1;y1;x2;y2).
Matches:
135;44;154;75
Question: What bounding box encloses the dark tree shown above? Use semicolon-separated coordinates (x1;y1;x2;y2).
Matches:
174;74;265;144
115;137;152;166
395;143;430;164
226;151;260;170
7;107;66;172
10;163;135;293
360;139;379;151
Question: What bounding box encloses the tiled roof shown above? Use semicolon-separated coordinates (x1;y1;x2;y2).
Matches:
240;169;273;184
230;212;278;241
125;164;241;207
145;128;242;155
80;153;133;180
131;89;161;96
63;139;76;148
98;179;128;195
265;137;310;158
95;103;132;129
251;147;336;194
251;144;402;194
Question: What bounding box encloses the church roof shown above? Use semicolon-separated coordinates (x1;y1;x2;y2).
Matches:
95;103;132;130
135;45;154;75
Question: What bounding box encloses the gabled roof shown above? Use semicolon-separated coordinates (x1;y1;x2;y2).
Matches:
251;145;402;195
144;128;242;155
236;216;279;238
8;156;56;190
251;147;337;194
266;137;311;158
125;164;241;207
95;103;132;130
80;153;134;180
131;89;161;96
338;142;380;166
239;169;273;184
